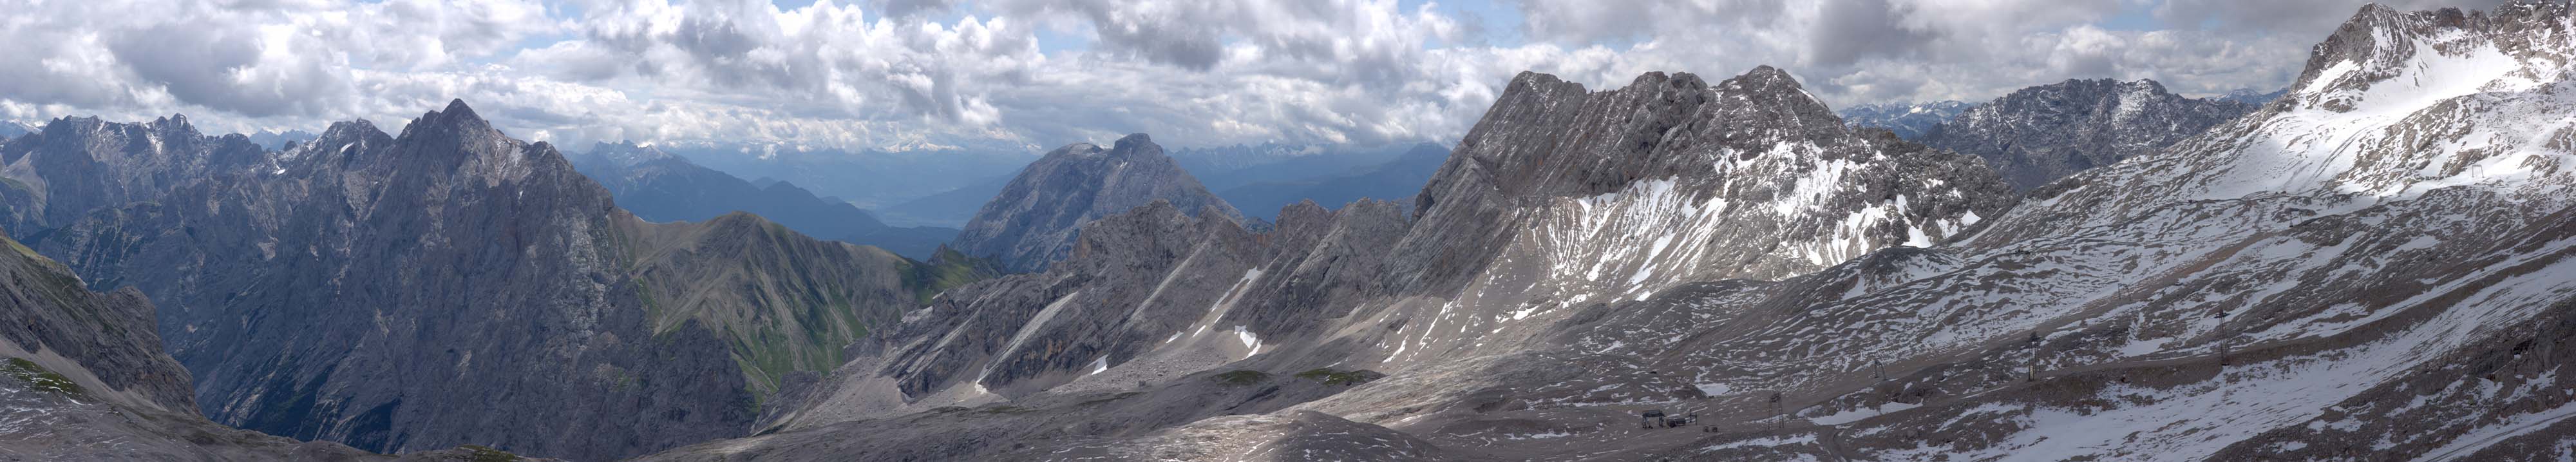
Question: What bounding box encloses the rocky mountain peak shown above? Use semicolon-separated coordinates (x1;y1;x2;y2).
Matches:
954;133;1245;273
1710;65;1850;148
371;99;578;189
1724;66;1829;108
399;99;500;143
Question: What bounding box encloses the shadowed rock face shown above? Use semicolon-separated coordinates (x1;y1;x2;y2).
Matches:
4;100;950;461
1918;78;2257;191
951;133;1246;273
0;227;552;460
0;228;355;459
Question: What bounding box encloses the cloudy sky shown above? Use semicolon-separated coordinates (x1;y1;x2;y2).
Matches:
0;0;2510;155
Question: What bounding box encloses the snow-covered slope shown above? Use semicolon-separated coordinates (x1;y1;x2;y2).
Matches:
1629;4;2576;459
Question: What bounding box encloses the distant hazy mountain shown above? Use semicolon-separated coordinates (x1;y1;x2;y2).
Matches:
1216;142;1448;218
658;142;1035;211
1170;142;1425;193
571;142;959;259
876;176;1010;228
1837;101;1974;139
0;121;32;140
884;142;1430;228
2215;87;2290;105
952;133;1245;273
1918;78;2257;191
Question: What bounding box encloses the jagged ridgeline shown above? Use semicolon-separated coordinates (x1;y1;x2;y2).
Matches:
0;101;990;459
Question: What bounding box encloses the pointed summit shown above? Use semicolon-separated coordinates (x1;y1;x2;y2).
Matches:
408;99;496;139
442;99;478;120
1712;64;1842;137
1732;65;1799;91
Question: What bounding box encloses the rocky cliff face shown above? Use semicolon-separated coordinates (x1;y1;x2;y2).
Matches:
0;229;534;460
1836;101;1973;139
1918;78;2258;191
6;101;949;460
654;4;2576;461
573;141;960;259
951;133;1246;273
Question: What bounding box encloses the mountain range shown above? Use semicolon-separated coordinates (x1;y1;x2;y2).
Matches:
654;63;2019;459
656;142;1039;220
5;3;2575;461
1213;142;1450;220
0;101;989;460
648;3;2576;460
882;140;1446;228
